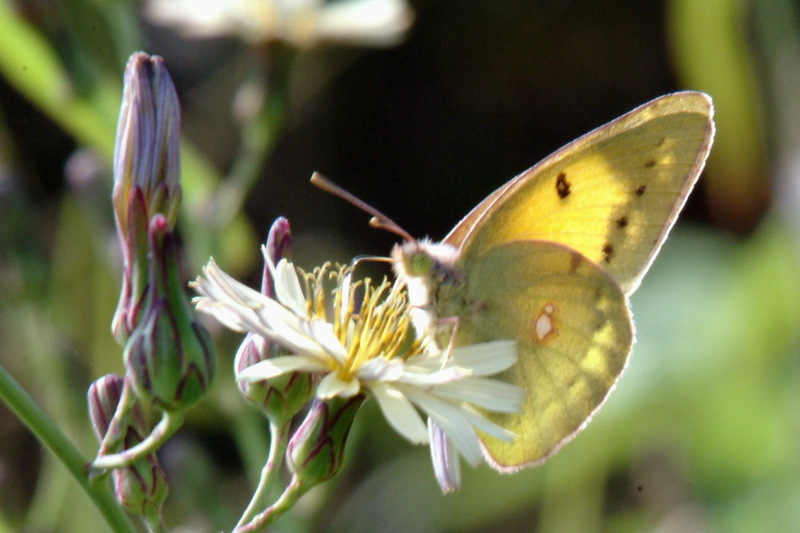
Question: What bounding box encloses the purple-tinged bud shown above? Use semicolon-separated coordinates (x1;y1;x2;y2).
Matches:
112;52;181;235
87;375;168;524
235;217;313;422
263;217;292;294
234;332;270;404
113;187;151;342
234;333;315;422
112;52;182;343
286;396;364;486
88;374;129;442
124;215;216;411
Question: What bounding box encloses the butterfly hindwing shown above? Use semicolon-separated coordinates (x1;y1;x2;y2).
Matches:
444;241;633;470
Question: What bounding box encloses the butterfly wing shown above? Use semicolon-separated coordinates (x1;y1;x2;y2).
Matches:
445;241;633;470
445;91;714;294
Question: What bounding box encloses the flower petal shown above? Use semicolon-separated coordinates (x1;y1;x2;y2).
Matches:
273;259;308;316
401;388;483;466
239;355;328;381
317;372;361;398
307;320;348;364
356;357;404;381
434;378;523;413
448;340;517;375
369;382;429;444
456;403;516;443
196;258;266;306
428;420;461;493
396;366;470;387
195;260;302;335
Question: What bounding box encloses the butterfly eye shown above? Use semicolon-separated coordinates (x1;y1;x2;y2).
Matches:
408;251;435;276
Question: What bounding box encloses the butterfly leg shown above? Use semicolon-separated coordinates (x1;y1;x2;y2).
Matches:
436;316;460;366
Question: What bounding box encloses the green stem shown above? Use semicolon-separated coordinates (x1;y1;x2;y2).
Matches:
145;514;167;533
0;364;137;533
91;410;184;470
235;420;291;529
235;475;306;533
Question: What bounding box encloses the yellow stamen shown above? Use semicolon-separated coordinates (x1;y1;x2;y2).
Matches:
294;263;423;381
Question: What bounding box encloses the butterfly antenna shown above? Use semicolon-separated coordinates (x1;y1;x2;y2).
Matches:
350;255;394;268
311;172;415;242
348;254;394;281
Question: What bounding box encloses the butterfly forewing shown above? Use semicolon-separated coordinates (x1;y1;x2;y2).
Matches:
447;91;714;294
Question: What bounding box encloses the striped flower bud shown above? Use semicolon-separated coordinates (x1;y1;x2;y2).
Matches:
124;215;216;412
112;52;182;343
87;374;168;525
286;396;364;487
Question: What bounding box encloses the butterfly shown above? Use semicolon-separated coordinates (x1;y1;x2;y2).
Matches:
314;91;714;471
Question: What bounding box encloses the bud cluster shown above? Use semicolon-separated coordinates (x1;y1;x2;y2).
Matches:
109;52;216;415
91;52;216;524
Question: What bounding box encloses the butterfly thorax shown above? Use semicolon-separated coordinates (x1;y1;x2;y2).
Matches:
391;239;465;340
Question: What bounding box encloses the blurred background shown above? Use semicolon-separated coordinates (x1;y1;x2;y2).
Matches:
2;0;800;531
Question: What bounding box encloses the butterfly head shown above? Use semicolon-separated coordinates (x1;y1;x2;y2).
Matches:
387;239;456;339
393;240;432;277
391;239;458;302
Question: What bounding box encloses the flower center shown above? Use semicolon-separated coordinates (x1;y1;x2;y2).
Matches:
301;264;417;380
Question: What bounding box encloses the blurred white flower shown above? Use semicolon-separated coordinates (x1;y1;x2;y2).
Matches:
193;253;522;490
145;0;414;47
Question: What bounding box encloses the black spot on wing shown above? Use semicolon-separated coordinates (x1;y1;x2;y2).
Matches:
556;172;571;199
602;243;615;263
616;216;629;229
644;158;657;168
635;184;647;197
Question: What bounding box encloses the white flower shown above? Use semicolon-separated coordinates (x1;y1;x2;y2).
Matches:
192;251;522;487
145;0;414;47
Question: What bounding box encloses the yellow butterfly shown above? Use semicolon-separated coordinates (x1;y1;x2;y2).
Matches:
315;91;714;471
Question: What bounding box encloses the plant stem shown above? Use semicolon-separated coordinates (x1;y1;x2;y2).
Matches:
235;475;306;533
91;410;184;470
235;420;291;529
0;364;137;533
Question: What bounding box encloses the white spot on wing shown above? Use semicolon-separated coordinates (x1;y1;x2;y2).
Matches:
532;303;558;344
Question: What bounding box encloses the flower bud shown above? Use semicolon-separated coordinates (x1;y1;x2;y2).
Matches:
112;52;182;343
113;187;151;342
235;333;315;421
235;217;313;422
87;375;168;524
286;396;364;486
263;217;292;290
112;52;181;234
88;374;127;442
124;215;216;411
